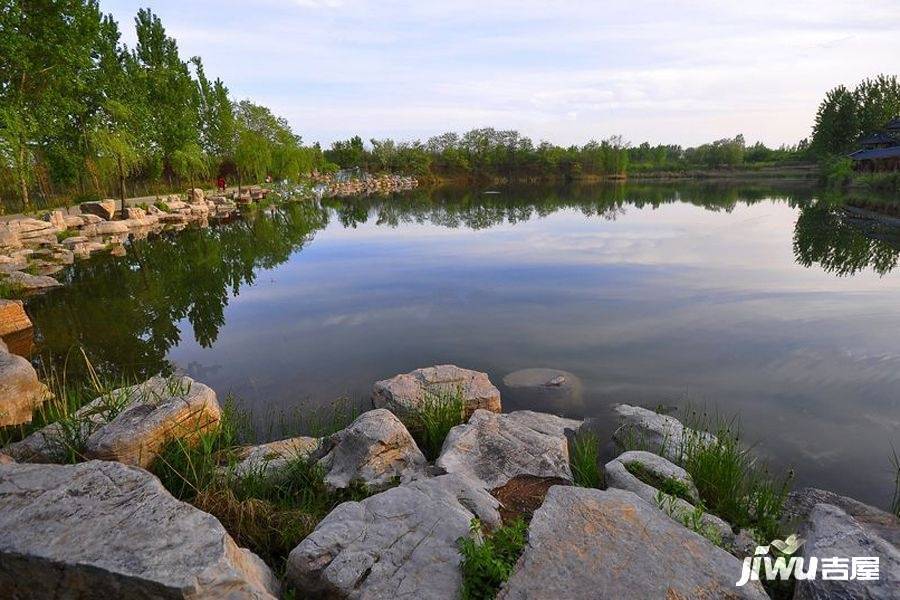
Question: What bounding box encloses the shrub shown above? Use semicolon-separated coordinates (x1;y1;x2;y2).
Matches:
569;431;602;488
402;387;466;460
891;446;900;518
459;518;528;600
679;411;792;544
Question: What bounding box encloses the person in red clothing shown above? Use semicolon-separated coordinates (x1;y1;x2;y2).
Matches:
216;176;226;192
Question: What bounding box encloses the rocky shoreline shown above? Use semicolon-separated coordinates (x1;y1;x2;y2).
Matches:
0;364;897;598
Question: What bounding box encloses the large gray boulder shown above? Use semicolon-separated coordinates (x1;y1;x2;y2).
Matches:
612;404;714;461
498;487;769;599
795;502;899;600
372;364;501;418
0;460;279;599
604;451;754;557
436;409;580;489
314;408;426;491
784;487;900;548
286;473;500;599
0;349;49;427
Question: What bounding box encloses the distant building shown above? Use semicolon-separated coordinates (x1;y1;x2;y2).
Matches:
849;117;900;172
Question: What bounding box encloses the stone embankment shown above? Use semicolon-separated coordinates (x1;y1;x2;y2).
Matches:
311;171;418;197
0;364;897;598
0;189;240;295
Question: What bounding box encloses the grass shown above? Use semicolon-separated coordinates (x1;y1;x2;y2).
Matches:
569;431;602;488
56;229;79;242
401;387;466;461
654;489;723;548
459;518;528;600
0;277;25;299
154;200;171;212
677;410;793;544
151;399;372;573
625;460;694;503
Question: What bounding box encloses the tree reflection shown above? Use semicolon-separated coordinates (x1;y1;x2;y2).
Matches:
793;201;900;276
27;203;329;380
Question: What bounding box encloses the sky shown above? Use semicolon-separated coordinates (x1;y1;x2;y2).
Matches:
100;0;900;148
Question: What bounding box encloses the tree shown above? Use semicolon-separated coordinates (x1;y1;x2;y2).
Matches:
811;85;859;156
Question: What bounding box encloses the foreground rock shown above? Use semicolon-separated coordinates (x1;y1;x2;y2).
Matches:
0;349;49;427
82;376;221;467
612;404;714;461
784;486;900;548
795;502;899;600
314;408;426;491
0;298;32;337
372;364;501;418
232;435;319;479
1;270;63;292
498;487;768;599
5;376;219;467
0;460;279;599
436;409;580;489
286;474;500;598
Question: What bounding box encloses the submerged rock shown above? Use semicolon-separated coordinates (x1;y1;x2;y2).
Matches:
795;502;899;600
502;367;583;414
612;404;714;461
286;473;500;599
314;408;426;491
373;364;501;418
0;460;279;599
498;487;769;599
436;409;580;489
0;349;49;427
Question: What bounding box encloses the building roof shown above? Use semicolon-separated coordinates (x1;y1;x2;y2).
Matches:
859;132;898;145
849;146;900;161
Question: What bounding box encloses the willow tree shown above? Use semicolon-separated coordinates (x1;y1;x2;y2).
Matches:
171;142;209;191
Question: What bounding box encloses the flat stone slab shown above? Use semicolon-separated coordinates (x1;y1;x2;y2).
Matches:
0;460;279;599
498;487;769;599
373;364;501;418
795;502;899;600
1;270;62;292
314;408;426;491
79;200;116;220
436;409;580;489
286;473;501;598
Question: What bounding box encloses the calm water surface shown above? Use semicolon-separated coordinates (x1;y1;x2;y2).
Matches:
25;183;900;506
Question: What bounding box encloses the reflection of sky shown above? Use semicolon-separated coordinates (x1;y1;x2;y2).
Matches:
169;200;900;506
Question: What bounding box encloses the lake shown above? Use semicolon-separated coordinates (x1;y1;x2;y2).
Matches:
23;181;900;507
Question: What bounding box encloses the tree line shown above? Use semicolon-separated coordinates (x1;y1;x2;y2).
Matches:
810;74;900;156
324;130;807;183
0;1;326;211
